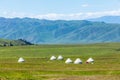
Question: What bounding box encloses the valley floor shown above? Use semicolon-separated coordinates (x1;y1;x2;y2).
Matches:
0;43;120;80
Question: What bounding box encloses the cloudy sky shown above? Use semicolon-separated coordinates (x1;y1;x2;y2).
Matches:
0;0;120;20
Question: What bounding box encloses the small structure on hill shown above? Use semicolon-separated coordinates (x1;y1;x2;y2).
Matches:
74;58;82;64
65;58;72;64
86;57;94;64
50;56;56;60
57;55;63;60
18;57;25;63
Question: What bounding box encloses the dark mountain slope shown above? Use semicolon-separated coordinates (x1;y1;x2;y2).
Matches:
0;39;33;46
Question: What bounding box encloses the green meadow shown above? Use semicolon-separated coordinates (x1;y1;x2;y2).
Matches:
0;43;120;80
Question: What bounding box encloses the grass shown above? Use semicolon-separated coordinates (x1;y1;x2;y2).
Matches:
0;43;120;80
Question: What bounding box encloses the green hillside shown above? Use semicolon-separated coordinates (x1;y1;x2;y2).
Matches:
0;43;120;80
0;39;33;46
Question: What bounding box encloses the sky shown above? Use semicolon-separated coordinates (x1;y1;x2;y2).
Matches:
0;0;120;20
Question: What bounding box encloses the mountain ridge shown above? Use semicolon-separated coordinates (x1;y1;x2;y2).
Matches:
0;17;120;44
88;16;120;24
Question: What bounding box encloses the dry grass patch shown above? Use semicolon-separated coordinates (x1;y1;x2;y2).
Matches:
53;75;120;80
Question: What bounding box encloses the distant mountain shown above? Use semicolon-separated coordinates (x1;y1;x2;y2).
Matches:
0;17;120;44
0;39;33;46
88;16;120;24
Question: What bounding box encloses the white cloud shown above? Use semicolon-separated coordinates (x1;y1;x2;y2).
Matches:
33;13;65;20
1;10;120;20
0;11;28;18
33;10;120;20
81;4;89;7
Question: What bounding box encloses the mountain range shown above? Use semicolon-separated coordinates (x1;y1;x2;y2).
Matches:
0;16;120;44
88;16;120;24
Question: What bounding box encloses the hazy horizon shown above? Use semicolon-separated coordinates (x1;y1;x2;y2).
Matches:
0;0;120;20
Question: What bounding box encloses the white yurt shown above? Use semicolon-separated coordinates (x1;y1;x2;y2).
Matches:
50;56;56;60
86;57;94;63
74;58;82;64
65;58;72;64
57;55;63;60
18;57;25;63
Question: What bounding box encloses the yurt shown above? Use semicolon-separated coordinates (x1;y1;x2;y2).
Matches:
57;55;63;60
18;57;25;63
50;56;56;60
65;58;72;64
74;58;82;64
86;57;94;63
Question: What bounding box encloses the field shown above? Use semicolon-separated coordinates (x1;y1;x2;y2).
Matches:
0;43;120;80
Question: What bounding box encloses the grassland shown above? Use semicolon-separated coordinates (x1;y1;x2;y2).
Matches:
0;43;120;80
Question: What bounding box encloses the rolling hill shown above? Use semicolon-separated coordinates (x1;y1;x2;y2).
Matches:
0;17;120;44
0;39;33;46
